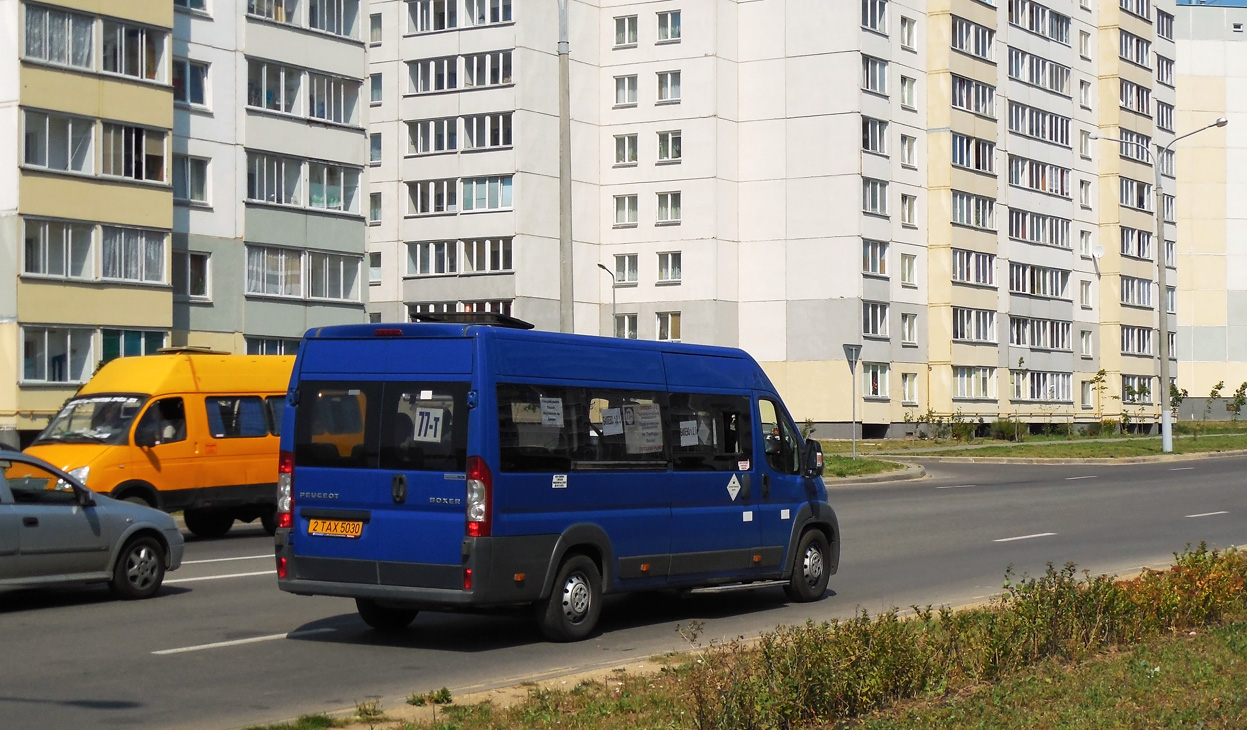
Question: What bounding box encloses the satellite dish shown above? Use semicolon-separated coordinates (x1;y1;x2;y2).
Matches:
1093;245;1105;259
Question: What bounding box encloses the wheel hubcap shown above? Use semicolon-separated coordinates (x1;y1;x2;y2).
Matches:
127;546;159;590
561;573;591;624
803;547;824;586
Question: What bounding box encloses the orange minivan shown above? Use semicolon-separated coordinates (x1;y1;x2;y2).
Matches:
24;350;294;538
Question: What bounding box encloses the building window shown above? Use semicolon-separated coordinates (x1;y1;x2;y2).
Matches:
1157;55;1174;86
368;252;382;283
657;251;682;282
248;0;298;24
615;134;637;165
22;327;93;383
902;372;917;403
173;155;209;203
247;337;300;355
1008;262;1070;299
657;71;681;102
465;0;511;26
1079;80;1091;108
951;190;994;229
1007;47;1071;95
1160;148;1175;178
952;307;996;343
1008;0;1070;43
23;5;93;70
307;162;360;212
863;363;890;398
464;112;511;149
463;237;513;273
101;226;165;284
1119;275;1153;307
900;16;916;49
862;239;888;276
1119;177;1152;211
1119;0;1151;21
1007;101;1070;146
410;117;458;154
951;16;993;60
370;133;382;163
370;73;382;104
1165;239;1176;267
1119;79;1151;116
1120;325;1154;355
1167;286;1176;314
246;245;301;296
901;194;916;226
862;178;888;215
1079;129;1091;157
862;0;887;32
862;55;888;95
370;12;382;43
1009;317;1071;350
101;329;165;364
952;75;995;117
22;219;93;280
1008;208;1071;248
308;0;360;38
247;60;300;113
22;110;93;174
464;50;513;88
951;133;995;174
863;301;889;337
1080;330;1092;357
657;10;681;42
410;57;458;94
615;15;637;46
658;130;682;162
657;192;682;224
1118;29;1151;68
309;73;359;124
614;195;638;226
369;192;381;223
408;178;457;215
102;20;165;81
1120;227;1153;260
173;59;209;106
462;175;513;211
953;366;996;399
952;249;995;286
657;312;681;342
615;75;638;106
901;313;917;345
900;253;916;285
615;314;638;339
615;253;638;284
1156;9;1174;40
172;251;210;299
862;117;888;155
900;76;916;108
1157;101;1174;132
307;251;361;301
900;134;916;166
1079;30;1090;58
409;241;457;275
1121;375;1153;404
247;152;302;205
1080;230;1092;258
1080;280;1092;307
1011;370;1073;402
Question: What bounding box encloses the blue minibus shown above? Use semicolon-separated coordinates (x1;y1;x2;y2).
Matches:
274;315;839;641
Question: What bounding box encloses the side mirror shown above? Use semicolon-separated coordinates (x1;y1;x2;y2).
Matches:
134;429;157;448
77;488;96;507
803;440;825;478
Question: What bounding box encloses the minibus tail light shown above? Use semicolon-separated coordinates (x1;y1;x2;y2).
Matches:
466;456;492;537
277;450;294;530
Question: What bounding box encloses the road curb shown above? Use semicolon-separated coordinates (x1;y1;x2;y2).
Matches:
907;448;1247;466
825;462;926;486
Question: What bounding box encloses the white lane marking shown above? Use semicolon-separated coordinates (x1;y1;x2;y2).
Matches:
165;570;275;584
937;484;976;489
1065;476;1097;480
1186;511;1229;519
994;532;1057;543
182;554;272;565
153;628;336;656
1170;467;1195;471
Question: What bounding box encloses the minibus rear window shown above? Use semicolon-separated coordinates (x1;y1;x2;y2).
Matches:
294;383;378;467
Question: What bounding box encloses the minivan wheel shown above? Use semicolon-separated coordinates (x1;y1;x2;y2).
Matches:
110;536;167;600
356;598;418;632
260;508;278;535
783;530;830;603
536;555;602;642
184;508;234;539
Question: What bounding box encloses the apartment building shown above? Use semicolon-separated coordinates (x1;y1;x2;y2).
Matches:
2;1;175;448
1174;0;1245;411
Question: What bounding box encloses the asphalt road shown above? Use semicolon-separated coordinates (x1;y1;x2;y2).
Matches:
1;456;1244;730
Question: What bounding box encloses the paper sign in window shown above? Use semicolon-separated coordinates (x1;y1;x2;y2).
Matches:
601;407;624;436
679;420;698;447
411;407;444;442
623;403;663;453
540;397;564;427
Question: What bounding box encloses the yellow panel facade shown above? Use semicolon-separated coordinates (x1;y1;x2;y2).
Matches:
18;281;172;329
19;173;172;229
20;66;172;130
39;0;172;29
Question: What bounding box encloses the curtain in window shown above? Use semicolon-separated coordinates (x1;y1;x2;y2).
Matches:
71;15;91;67
25;7;47;60
282;249;301;296
246;247;264;293
102;227;122;279
143;232;163;282
47;11;68;64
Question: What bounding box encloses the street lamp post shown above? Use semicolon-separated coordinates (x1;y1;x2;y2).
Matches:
596;263;616;335
1091;116;1228;453
557;0;573;333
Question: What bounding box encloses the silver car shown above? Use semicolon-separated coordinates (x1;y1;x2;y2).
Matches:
0;450;184;599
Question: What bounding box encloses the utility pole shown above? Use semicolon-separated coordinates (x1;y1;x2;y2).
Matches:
557;0;573;333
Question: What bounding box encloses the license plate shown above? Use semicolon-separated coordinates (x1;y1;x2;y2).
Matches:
308;519;363;538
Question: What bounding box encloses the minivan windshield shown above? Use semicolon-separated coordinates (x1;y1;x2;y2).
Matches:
33;395;147;446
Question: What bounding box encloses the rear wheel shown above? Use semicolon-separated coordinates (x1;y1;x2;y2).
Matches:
110;535;167;600
356;598;418;632
536;555;602;642
184;508;234;539
784;530;830;602
259;508;278;535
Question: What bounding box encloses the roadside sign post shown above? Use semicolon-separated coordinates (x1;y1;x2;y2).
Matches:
843;344;862;460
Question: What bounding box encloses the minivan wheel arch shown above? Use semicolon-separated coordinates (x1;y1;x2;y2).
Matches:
111;481;160;509
784;504;840;580
538;524;614;599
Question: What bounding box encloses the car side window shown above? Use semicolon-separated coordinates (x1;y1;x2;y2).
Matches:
3;461;78;505
135;397;187;446
758;398;800;475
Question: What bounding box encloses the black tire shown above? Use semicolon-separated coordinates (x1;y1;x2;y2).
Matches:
110;535;167;600
123;495;153;507
536;555;602;642
356;598;418;632
784;530;831;603
184;508;234;539
260;508;278;536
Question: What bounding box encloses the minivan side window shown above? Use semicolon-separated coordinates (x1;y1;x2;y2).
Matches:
669;393;752;471
758;398;800;475
135;397;187;446
206;396;270;438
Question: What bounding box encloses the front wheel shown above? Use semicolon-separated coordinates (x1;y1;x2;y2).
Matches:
784;530;830;602
356;598;418;632
184;508;234;539
536;555;602;642
110;535;167;600
259;508;278;536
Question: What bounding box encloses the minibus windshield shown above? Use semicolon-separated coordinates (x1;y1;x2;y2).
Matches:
33;395;147;446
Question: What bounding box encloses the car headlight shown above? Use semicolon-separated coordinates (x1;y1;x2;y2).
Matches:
67;466;90;485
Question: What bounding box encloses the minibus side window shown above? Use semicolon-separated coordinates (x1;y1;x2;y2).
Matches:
582;388;668;468
670;393;753;472
135;398;187;446
379;383;469;472
205;397;269;438
758;398;800;475
294;383;379;467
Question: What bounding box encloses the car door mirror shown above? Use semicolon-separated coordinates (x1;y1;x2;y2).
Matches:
803;440;825;478
75;487;96;507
